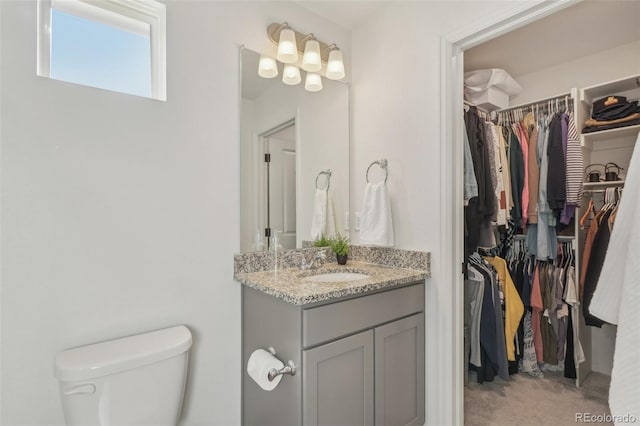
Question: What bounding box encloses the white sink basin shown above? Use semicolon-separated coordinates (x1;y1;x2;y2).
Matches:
302;272;369;283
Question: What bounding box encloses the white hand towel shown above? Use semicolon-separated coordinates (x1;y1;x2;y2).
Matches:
325;192;337;238
359;182;394;246
310;188;328;240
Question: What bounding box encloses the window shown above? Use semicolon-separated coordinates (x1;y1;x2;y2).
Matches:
38;0;166;101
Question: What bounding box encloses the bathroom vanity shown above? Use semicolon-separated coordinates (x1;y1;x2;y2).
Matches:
235;249;428;426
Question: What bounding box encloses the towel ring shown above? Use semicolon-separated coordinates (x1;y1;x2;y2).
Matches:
315;169;332;191
366;159;388;184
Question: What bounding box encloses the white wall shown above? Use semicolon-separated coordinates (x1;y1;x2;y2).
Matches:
349;1;541;424
510;39;640;105
0;1;349;425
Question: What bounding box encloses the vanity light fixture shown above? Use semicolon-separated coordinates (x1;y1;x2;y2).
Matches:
263;22;346;92
301;36;321;72
258;54;278;78
282;64;301;85
326;45;345;80
305;72;323;92
276;24;298;64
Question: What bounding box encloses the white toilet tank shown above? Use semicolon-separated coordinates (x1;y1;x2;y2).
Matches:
54;325;192;426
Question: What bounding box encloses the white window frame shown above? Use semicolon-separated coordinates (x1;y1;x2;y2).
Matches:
37;0;166;101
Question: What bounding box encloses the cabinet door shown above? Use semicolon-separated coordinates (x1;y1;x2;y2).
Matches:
303;330;374;426
375;313;425;426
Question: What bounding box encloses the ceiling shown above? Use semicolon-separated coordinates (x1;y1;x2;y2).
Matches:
464;0;640;78
293;0;391;30
246;1;640;99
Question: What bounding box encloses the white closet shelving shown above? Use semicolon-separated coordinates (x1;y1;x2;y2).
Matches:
575;73;640;384
579;74;640;151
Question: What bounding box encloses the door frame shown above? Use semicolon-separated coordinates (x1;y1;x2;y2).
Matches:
438;1;580;424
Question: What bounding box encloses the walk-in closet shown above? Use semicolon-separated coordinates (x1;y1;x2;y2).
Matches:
460;1;640;424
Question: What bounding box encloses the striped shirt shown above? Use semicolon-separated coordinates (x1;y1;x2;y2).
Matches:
565;112;583;205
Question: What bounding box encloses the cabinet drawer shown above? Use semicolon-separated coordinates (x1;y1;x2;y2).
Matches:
302;283;424;348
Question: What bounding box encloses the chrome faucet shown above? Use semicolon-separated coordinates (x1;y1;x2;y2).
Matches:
299;251;327;270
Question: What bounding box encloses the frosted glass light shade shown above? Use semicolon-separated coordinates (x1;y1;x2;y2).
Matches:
276;28;298;64
326;48;345;80
301;39;321;72
282;64;301;85
305;72;323;92
258;55;278;78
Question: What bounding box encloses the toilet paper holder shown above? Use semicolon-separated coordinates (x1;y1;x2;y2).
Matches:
267;347;296;382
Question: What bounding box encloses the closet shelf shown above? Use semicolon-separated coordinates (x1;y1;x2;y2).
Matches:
580;124;640;150
579;74;640;104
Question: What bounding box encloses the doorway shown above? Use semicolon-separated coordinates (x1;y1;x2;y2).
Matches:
259;120;297;250
440;1;585;424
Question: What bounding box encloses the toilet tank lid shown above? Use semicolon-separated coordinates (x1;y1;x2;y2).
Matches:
54;325;192;381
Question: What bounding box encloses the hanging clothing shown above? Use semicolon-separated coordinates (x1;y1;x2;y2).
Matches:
497;126;513;224
546;113;566;214
590;132;640;424
515;122;530;227
465;107;497;258
463;119;479;204
466;267;485;368
536;118;558;260
563;265;585;367
469;259;509;383
484;256;524;361
561;112;583;223
465;107;496;217
524;113;540;224
521;311;544;378
538;263;558;365
582;209;613;327
483;121;499;220
509;129;525;227
486;122;506;225
530;265;544;363
579;206;602;299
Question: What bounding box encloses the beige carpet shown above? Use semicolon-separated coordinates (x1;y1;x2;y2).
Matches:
464;371;612;426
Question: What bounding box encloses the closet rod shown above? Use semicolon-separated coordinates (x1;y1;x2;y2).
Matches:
497;91;572;114
583;188;624;194
514;234;575;242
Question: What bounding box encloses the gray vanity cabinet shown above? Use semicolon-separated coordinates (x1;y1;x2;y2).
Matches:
242;281;425;426
303;330;374;426
375;313;425;426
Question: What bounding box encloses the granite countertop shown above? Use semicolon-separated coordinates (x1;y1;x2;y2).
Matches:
234;261;428;306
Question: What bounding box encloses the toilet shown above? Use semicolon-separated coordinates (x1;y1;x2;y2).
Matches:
54;325;192;426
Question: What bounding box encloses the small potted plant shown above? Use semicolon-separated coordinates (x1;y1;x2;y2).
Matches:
313;233;332;248
331;233;349;265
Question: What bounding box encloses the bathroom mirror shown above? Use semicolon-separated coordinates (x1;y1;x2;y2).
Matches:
240;47;349;252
